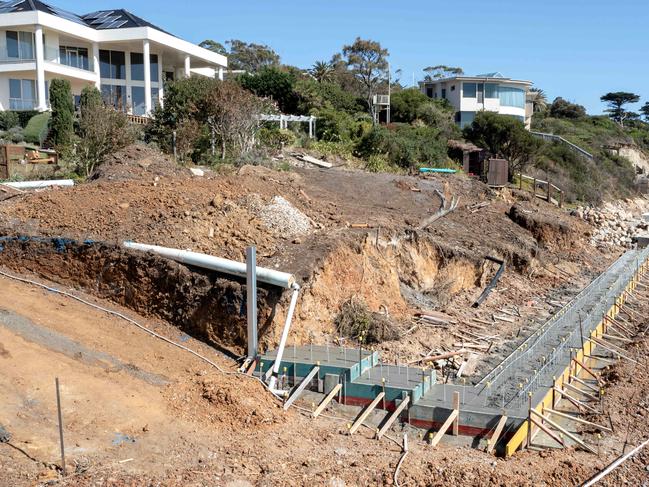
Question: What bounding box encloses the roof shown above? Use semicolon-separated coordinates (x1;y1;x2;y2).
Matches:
420;73;532;86
81;9;171;34
0;0;85;25
0;1;171;34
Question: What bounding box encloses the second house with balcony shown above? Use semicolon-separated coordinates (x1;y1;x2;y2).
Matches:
0;0;227;114
419;72;533;129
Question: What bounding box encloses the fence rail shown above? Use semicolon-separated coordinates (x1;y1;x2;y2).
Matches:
531;131;594;160
515;173;564;207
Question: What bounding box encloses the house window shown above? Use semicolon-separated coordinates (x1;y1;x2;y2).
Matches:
151;87;160;108
426;87;433;98
499;86;525;108
131;86;145;115
451;85;456;91
463;83;477;98
131;53;159;82
441;88;446;99
99;50;125;80
485;83;499;99
9;78;36;110
59;46;89;70
150;55;159;82
101;84;125;111
6;31;34;60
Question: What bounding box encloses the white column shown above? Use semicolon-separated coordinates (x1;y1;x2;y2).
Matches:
184;55;191;78
143;40;152;115
92;42;100;89
34;25;47;111
157;52;164;107
125;50;132;113
218;66;224;81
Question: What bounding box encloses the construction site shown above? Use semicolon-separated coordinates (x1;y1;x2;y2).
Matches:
0;145;648;486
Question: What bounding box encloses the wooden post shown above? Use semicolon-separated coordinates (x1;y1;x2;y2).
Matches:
487;415;508;454
547;179;551;202
349;392;385;435
559;189;564;208
313;383;342;418
519;172;523;190
376;396;410;440
533;178;537;197
452;391;460;436
55;378;66;476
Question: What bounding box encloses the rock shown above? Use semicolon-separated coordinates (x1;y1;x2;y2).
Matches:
190;168;205;177
211;195;224;207
118;202;130;210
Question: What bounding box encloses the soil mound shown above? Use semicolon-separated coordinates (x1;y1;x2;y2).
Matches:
90;143;190;182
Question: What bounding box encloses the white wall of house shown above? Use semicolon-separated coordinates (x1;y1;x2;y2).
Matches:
0;8;227;114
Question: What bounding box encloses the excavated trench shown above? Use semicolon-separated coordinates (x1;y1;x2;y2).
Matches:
0;236;283;355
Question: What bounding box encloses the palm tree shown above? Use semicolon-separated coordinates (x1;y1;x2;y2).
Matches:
528;87;548;113
309;61;333;83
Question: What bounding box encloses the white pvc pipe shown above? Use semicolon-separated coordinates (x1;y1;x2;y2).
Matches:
3;179;74;189
268;283;300;391
123;241;295;289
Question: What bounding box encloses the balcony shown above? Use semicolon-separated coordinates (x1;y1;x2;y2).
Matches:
0;47;95;73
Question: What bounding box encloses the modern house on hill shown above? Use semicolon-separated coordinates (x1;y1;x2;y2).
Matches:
0;0;227;115
419;72;533;129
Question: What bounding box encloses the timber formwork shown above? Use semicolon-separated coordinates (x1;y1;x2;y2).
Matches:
259;248;649;455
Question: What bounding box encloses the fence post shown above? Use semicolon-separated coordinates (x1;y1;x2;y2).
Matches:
519;172;523;190
532;178;537;197
547;180;551;202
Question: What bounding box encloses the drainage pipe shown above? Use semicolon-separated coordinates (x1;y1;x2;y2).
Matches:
268;283;300;392
122;242;295;289
3;179;74;189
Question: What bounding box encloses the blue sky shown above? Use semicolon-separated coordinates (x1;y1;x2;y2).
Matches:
57;0;648;114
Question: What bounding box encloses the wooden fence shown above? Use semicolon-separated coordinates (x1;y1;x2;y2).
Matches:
516;173;564;208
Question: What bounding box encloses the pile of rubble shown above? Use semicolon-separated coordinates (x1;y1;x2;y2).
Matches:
573;199;649;248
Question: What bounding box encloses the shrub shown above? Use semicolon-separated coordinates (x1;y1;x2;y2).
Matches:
259;127;297;150
0;111;20;130
238;66;298;113
23;113;51;145
549;97;587;119
15;111;39;128
356;124;448;169
7;126;24;144
334;296;399;344
75;87;136;175
390;88;429;123
49;79;74;148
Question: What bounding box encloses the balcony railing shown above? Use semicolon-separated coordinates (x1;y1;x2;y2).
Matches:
0;48;94;72
9;98;37;110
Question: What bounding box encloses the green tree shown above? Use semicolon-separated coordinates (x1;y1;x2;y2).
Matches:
76;90;135;176
342;38;389;123
309;61;334;83
199;39;227;55
464;111;541;177
549;97;587;119
195;81;270;159
422;65;463;81
79;85;102;110
49;79;74;148
238;66;297;113
528;88;548;113
640;102;649;122
390;88;429;123
226;39;280;72
600;92;640;126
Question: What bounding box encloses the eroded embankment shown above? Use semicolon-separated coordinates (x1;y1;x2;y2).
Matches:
0;237;283;354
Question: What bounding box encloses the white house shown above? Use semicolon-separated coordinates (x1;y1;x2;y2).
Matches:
419;72;533;129
0;0;227;115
